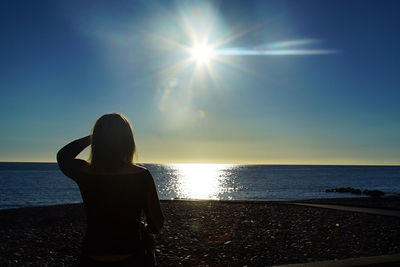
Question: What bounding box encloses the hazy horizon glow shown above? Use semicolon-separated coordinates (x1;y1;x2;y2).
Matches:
0;0;399;165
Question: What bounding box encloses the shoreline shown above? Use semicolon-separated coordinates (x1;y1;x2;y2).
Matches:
2;195;400;212
1;197;400;266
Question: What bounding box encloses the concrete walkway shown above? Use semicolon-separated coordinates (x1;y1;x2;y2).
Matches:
276;253;400;267
290;202;400;217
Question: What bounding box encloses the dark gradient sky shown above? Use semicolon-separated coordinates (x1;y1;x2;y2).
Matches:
1;0;399;164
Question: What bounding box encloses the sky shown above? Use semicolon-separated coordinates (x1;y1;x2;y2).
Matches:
0;0;399;165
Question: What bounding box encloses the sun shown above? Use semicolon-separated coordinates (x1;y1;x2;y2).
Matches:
190;43;215;64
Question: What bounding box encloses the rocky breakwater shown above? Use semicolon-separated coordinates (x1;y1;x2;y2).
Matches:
325;187;385;197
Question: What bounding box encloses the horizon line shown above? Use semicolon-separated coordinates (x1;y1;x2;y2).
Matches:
0;161;399;167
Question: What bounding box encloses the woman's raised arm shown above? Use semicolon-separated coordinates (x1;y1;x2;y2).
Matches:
57;135;91;181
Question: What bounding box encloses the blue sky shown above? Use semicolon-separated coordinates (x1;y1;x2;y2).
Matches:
1;0;399;164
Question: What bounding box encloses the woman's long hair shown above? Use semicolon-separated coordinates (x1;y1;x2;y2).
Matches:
90;113;136;170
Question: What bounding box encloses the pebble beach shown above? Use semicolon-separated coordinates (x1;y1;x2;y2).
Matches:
1;198;400;266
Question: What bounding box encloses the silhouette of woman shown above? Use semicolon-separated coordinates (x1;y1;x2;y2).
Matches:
57;113;164;266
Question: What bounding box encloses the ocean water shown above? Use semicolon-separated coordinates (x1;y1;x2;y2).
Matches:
0;162;399;210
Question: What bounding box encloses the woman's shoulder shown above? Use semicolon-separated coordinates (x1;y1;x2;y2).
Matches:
123;165;154;185
80;163;150;177
124;164;150;175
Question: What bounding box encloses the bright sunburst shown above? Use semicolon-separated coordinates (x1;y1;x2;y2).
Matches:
151;3;338;115
190;43;215;64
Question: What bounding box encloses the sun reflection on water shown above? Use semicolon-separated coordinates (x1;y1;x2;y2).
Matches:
170;163;233;199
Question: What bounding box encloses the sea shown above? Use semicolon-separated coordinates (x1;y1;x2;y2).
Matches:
0;162;399;210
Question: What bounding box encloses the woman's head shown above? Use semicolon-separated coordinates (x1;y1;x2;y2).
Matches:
90;113;136;170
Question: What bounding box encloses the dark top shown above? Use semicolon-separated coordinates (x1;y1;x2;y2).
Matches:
57;137;164;255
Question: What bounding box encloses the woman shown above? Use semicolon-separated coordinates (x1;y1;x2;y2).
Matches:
57;113;164;266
